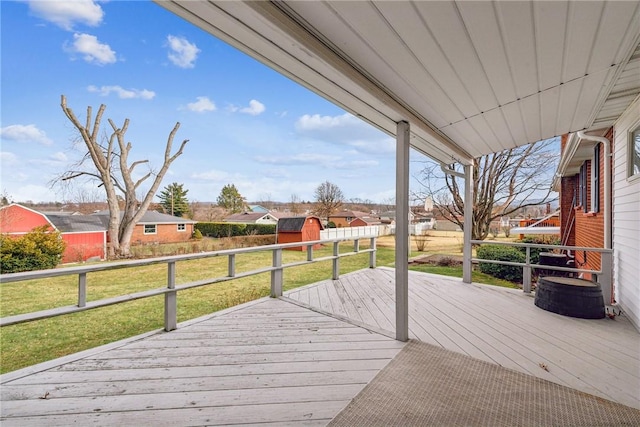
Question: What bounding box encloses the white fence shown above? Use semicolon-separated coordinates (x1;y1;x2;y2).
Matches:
320;226;383;239
389;223;435;235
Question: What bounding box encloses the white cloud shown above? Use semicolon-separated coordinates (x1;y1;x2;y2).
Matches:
191;169;233;181
166;35;200;68
88;85;155;99
255;153;340;166
29;0;104;30
227;100;266;116
186;96;216;113
241;100;265;116
0;124;53;145
66;33;116;65
50;152;68;162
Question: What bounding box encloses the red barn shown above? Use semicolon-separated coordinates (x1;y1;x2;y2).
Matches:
276;216;323;251
0;204;106;263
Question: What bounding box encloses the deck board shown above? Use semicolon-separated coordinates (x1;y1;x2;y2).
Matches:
0;297;404;426
2;267;639;426
286;267;640;410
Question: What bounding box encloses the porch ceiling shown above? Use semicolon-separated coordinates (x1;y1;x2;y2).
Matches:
155;1;640;165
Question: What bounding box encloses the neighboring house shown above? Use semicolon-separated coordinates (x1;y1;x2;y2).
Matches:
247;205;269;213
328;210;378;228
276;216;324;251
92;210;197;245
0;204;107;263
223;212;280;224
554;95;640;328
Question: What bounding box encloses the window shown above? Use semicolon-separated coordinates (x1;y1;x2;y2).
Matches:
177;223;186;232
578;162;588;208
591;145;600;213
630;124;640;178
144;224;157;235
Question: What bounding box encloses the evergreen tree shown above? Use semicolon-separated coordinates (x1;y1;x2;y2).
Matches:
217;184;245;213
158;182;190;217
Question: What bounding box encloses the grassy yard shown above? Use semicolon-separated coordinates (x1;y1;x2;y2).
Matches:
1;237;520;374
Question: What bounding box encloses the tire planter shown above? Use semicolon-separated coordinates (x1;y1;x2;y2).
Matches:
534;277;605;319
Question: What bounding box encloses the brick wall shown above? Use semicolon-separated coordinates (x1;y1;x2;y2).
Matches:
131;223;194;245
570;128;613;276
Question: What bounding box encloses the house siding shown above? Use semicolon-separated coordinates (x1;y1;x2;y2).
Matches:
612;95;640;330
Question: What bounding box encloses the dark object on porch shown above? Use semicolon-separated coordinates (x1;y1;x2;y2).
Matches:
537;252;570;277
535;277;605;319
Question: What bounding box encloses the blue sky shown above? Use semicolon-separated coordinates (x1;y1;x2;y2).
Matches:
1;0;424;205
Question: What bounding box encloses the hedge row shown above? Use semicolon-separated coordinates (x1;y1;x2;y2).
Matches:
194;222;276;238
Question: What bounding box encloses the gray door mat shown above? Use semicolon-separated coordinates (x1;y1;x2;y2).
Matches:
328;340;640;426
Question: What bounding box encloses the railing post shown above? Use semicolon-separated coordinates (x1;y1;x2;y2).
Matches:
354;238;360;253
228;254;236;277
600;250;613;305
78;273;87;308
271;248;283;297
523;246;532;293
332;241;340;280
164;261;177;332
369;237;377;268
307;244;313;262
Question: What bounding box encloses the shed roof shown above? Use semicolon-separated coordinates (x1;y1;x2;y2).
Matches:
277;216;323;232
46;214;106;233
92;210;197;224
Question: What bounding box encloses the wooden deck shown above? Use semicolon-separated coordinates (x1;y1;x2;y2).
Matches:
0;297;405;426
286;267;640;410
2;268;638;425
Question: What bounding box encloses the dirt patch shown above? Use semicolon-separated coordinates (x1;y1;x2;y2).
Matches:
409;254;463;266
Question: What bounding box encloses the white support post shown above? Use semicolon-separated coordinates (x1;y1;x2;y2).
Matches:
369;237;377;268
78;273;87;308
228;254;236;277
164;261;177;332
332;241;340;280
270;248;283;297
395;121;410;342
463;164;473;284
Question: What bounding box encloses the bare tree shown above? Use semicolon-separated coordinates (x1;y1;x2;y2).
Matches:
313;181;344;222
413;139;558;240
56;95;188;258
289;193;302;215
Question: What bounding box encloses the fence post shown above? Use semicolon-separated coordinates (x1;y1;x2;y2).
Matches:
164;261;177;332
523;246;532;293
332;241;340;280
307;244;313;262
78;273;87;308
600;250;613;305
228;254;236;277
369;237;377;268
271;248;283;297
354;238;360;253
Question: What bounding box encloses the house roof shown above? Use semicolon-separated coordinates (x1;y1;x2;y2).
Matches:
46;214;106;233
329;210;371;219
92;210;197;224
277;216;323;232
155;1;640;165
224;212;278;223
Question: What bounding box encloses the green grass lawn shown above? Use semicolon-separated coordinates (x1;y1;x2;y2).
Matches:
0;242;519;374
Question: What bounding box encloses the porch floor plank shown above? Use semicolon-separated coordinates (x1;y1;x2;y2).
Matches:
0;297;404;426
286;267;640;410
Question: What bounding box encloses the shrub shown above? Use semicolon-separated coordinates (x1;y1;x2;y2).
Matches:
192;229;203;240
518;236;561;265
0;226;66;273
476;244;525;282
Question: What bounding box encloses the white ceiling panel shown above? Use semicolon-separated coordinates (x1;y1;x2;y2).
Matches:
156;0;640;165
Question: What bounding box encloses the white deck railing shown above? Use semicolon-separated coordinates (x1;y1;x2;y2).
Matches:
0;237;377;330
471;240;613;302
